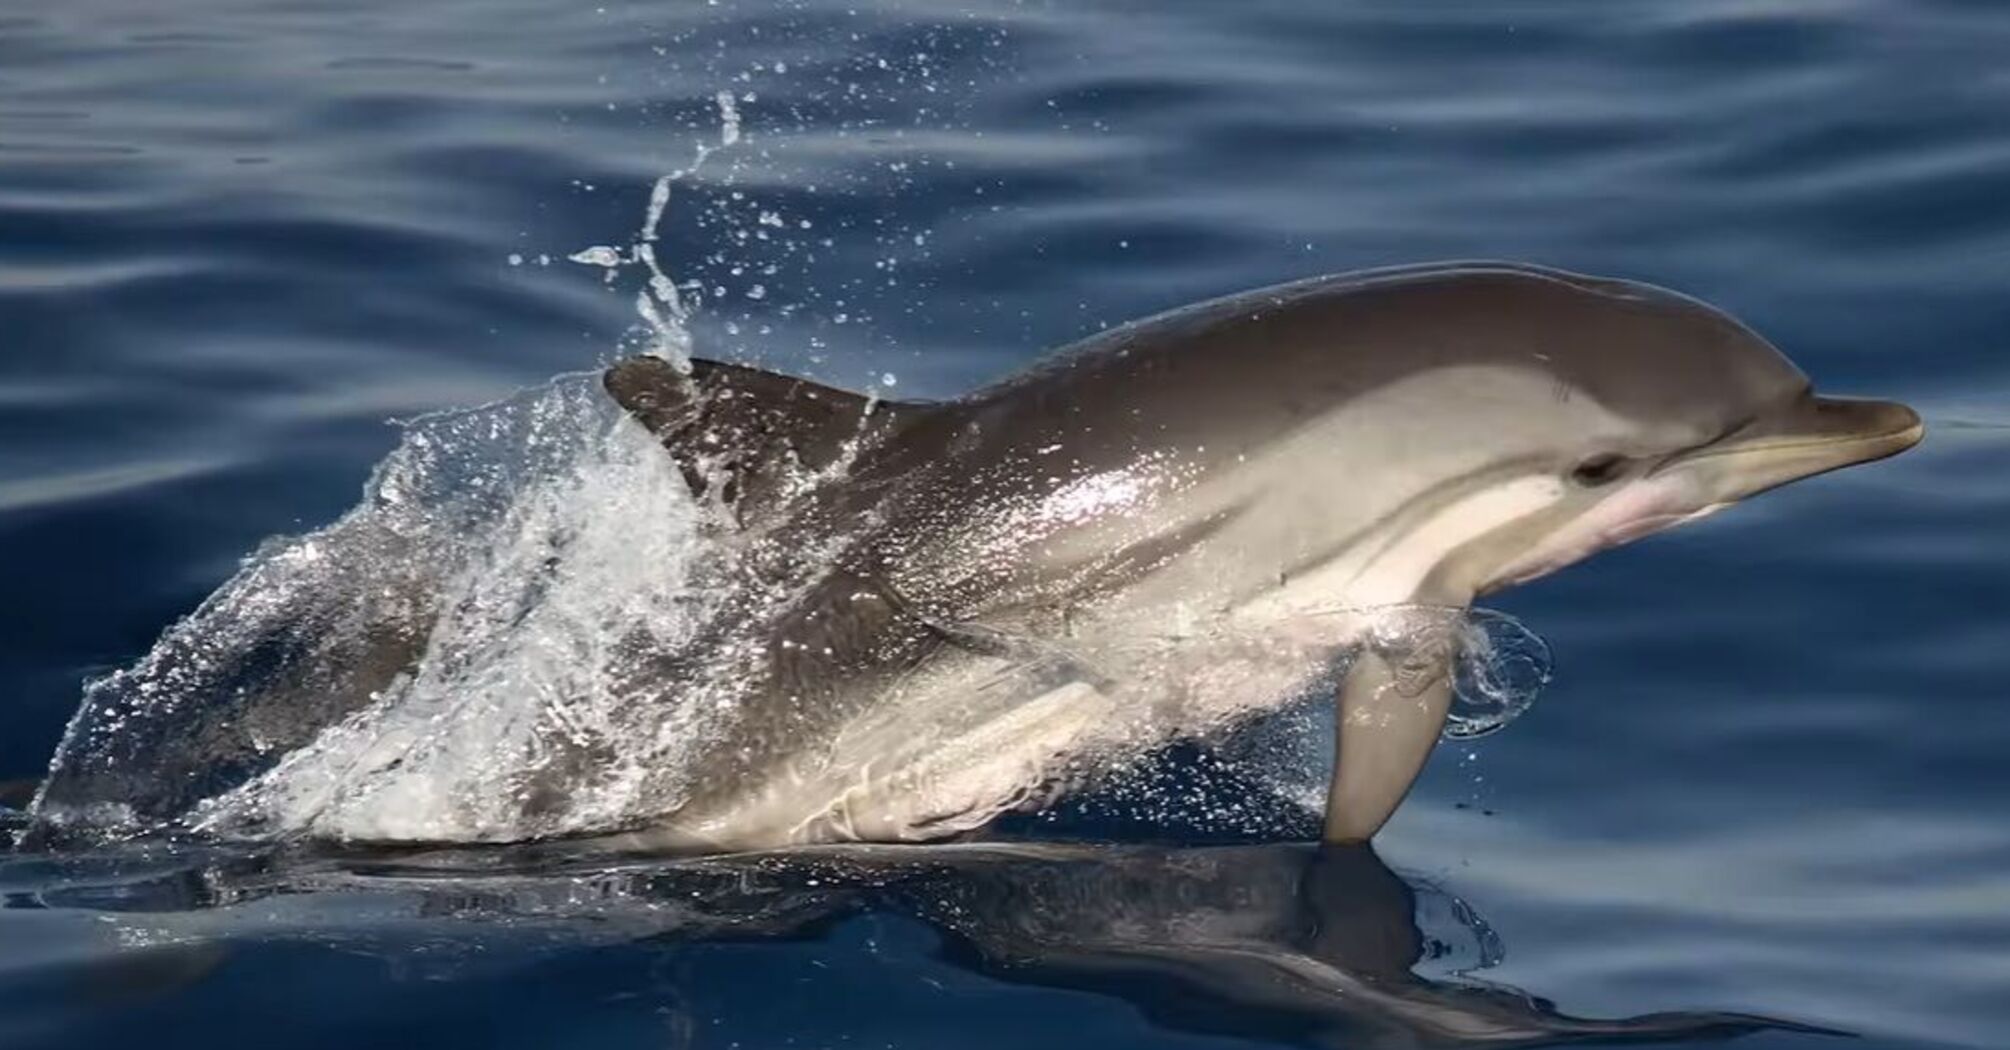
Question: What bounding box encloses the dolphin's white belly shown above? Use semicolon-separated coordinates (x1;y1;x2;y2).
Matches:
650;608;1374;851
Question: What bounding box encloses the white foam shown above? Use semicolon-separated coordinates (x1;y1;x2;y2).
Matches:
190;383;723;841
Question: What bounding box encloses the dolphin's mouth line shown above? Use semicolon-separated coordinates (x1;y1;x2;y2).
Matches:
1681;423;1924;462
1650;417;1925;482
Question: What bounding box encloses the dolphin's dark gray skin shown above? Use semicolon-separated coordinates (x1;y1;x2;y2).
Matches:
601;261;1923;849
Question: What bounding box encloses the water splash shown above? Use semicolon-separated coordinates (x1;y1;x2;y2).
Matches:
32;377;732;844
1446;609;1553;739
27;80;1566;848
565;90;748;365
1028;605;1553;838
1412;874;1509;978
31;407;1556;848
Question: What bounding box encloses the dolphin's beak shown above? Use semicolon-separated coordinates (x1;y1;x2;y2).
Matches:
1663;395;1924;502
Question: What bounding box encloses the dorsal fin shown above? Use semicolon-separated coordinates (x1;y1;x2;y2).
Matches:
603;355;929;523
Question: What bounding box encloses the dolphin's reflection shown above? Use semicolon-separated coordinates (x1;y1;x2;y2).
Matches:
309;840;1830;1049
9;839;1839;1047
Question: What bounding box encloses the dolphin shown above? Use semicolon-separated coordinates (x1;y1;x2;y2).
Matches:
17;260;1925;851
598;260;1923;849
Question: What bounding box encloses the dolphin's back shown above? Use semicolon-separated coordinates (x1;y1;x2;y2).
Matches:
963;260;1800;441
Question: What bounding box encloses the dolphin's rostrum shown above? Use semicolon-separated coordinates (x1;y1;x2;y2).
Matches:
599;260;1923;849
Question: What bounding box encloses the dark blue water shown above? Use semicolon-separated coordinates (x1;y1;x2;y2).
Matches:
3;1;2007;1047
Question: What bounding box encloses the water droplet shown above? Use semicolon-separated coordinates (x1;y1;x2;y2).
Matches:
1444;609;1553;739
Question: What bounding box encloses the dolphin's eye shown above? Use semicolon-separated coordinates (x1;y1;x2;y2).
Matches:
1569;453;1628;488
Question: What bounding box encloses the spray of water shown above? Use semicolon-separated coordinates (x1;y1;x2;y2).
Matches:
566;90;748;365
31;379;736;842
28;93;1555;849
30;374;1553;847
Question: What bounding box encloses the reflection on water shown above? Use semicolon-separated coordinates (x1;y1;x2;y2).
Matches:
1;839;1835;1050
840;844;1835;1049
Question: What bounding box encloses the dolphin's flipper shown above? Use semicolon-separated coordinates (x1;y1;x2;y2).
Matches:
1324;633;1456;844
603;355;932;523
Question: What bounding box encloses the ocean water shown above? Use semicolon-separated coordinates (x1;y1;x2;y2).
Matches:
2;1;2007;1047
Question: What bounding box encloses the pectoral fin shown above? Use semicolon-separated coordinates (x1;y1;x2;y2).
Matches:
1323;631;1455;843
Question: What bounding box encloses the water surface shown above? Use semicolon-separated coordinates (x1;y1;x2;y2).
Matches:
3;1;2007;1047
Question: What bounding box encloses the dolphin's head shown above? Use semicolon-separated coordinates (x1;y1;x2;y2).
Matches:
1379;266;1926;598
956;262;1922;623
1177;264;1927;846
